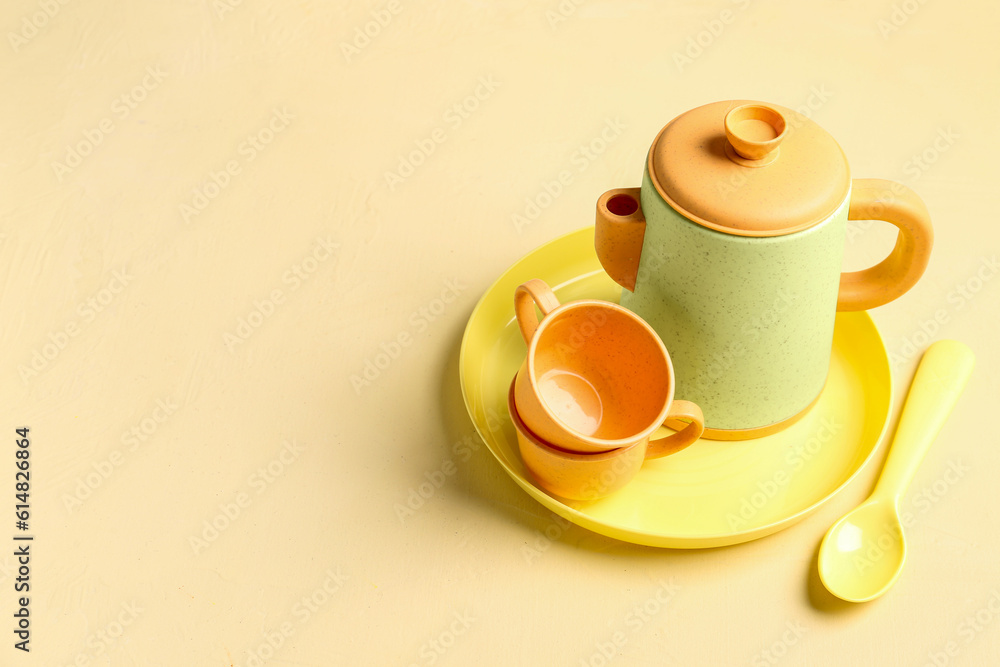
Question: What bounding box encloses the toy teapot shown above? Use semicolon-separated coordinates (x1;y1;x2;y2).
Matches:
595;100;932;439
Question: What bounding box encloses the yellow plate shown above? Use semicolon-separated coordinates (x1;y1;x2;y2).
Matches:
459;227;893;548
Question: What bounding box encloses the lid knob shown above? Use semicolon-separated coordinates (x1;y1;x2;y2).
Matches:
724;104;787;166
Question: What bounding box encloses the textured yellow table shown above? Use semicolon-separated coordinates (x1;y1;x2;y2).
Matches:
3;1;998;665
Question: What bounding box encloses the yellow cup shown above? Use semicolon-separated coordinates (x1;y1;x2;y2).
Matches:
509;379;689;501
513;278;704;455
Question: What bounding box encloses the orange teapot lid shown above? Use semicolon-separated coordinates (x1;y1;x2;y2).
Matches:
648;100;850;237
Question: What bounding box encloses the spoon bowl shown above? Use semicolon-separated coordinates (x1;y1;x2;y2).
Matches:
818;498;905;602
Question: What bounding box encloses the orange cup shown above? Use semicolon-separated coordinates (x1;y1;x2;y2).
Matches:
513;279;704;455
509;379;680;501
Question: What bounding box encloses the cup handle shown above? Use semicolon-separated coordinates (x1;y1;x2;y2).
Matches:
595;188;646;292
645;400;705;459
837;178;934;311
514;279;561;346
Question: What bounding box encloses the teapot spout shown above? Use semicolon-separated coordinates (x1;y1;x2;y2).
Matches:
595;188;646;292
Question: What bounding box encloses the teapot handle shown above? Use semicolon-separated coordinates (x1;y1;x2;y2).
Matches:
595;188;646;292
837;179;934;311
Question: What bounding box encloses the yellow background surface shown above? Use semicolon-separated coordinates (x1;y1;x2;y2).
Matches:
3;0;998;665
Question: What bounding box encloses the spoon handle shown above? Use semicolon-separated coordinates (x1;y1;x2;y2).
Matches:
873;340;975;501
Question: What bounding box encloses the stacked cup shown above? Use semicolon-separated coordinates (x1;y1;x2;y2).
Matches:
509;279;705;500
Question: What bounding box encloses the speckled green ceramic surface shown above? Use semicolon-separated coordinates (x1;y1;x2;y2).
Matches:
619;169;849;431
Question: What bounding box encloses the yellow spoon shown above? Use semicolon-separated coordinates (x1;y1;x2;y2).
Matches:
818;339;975;602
